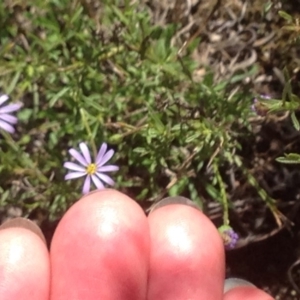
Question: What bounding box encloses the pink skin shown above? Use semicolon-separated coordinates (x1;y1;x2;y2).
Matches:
0;189;274;300
50;189;150;299
147;204;225;300
0;228;50;299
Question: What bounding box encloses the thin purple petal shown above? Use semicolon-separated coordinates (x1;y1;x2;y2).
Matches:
97;149;115;167
0;120;15;133
91;174;105;190
63;162;86;172
96;172;115;186
79;142;91;164
82;176;91;194
69;148;88;166
96;143;108;165
0;114;18;124
98;165;119;172
65;172;86;180
0;95;9;106
0;103;22;113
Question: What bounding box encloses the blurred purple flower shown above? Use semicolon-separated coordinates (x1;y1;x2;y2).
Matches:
251;94;271;115
251;99;258;112
64;142;119;194
218;225;239;250
0;94;22;133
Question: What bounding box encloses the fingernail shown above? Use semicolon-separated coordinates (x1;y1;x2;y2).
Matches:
149;196;201;214
224;278;256;293
0;217;46;245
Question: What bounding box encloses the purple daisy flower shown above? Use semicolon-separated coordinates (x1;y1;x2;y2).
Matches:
218;225;239;250
64;142;119;194
0;94;22;133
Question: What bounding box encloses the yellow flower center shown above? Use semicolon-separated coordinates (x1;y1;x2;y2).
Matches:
86;163;97;175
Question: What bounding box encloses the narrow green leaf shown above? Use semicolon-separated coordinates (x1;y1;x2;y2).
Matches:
7;70;21;94
148;107;165;134
49;87;70;107
70;6;84;24
205;183;221;202
264;1;273;13
110;5;129;26
291;111;300;131
278;10;293;22
282;25;299;31
168;177;189;196
282;67;292;105
276;153;300;164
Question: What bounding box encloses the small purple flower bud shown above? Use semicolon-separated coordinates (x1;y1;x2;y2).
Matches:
251;94;271;116
218;225;239;250
251;98;258;112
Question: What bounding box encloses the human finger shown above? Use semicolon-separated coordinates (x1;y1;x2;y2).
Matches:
147;196;225;300
0;218;50;300
224;286;274;299
50;189;150;300
224;278;274;300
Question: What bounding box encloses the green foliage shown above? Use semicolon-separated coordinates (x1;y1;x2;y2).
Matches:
276;153;300;164
256;68;300;117
0;0;259;221
279;10;300;43
271;14;300;168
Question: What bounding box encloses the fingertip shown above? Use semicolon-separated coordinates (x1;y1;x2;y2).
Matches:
0;227;50;300
0;217;46;245
149;196;201;213
224;278;255;293
148;201;225;300
51;189;150;299
224;286;274;300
